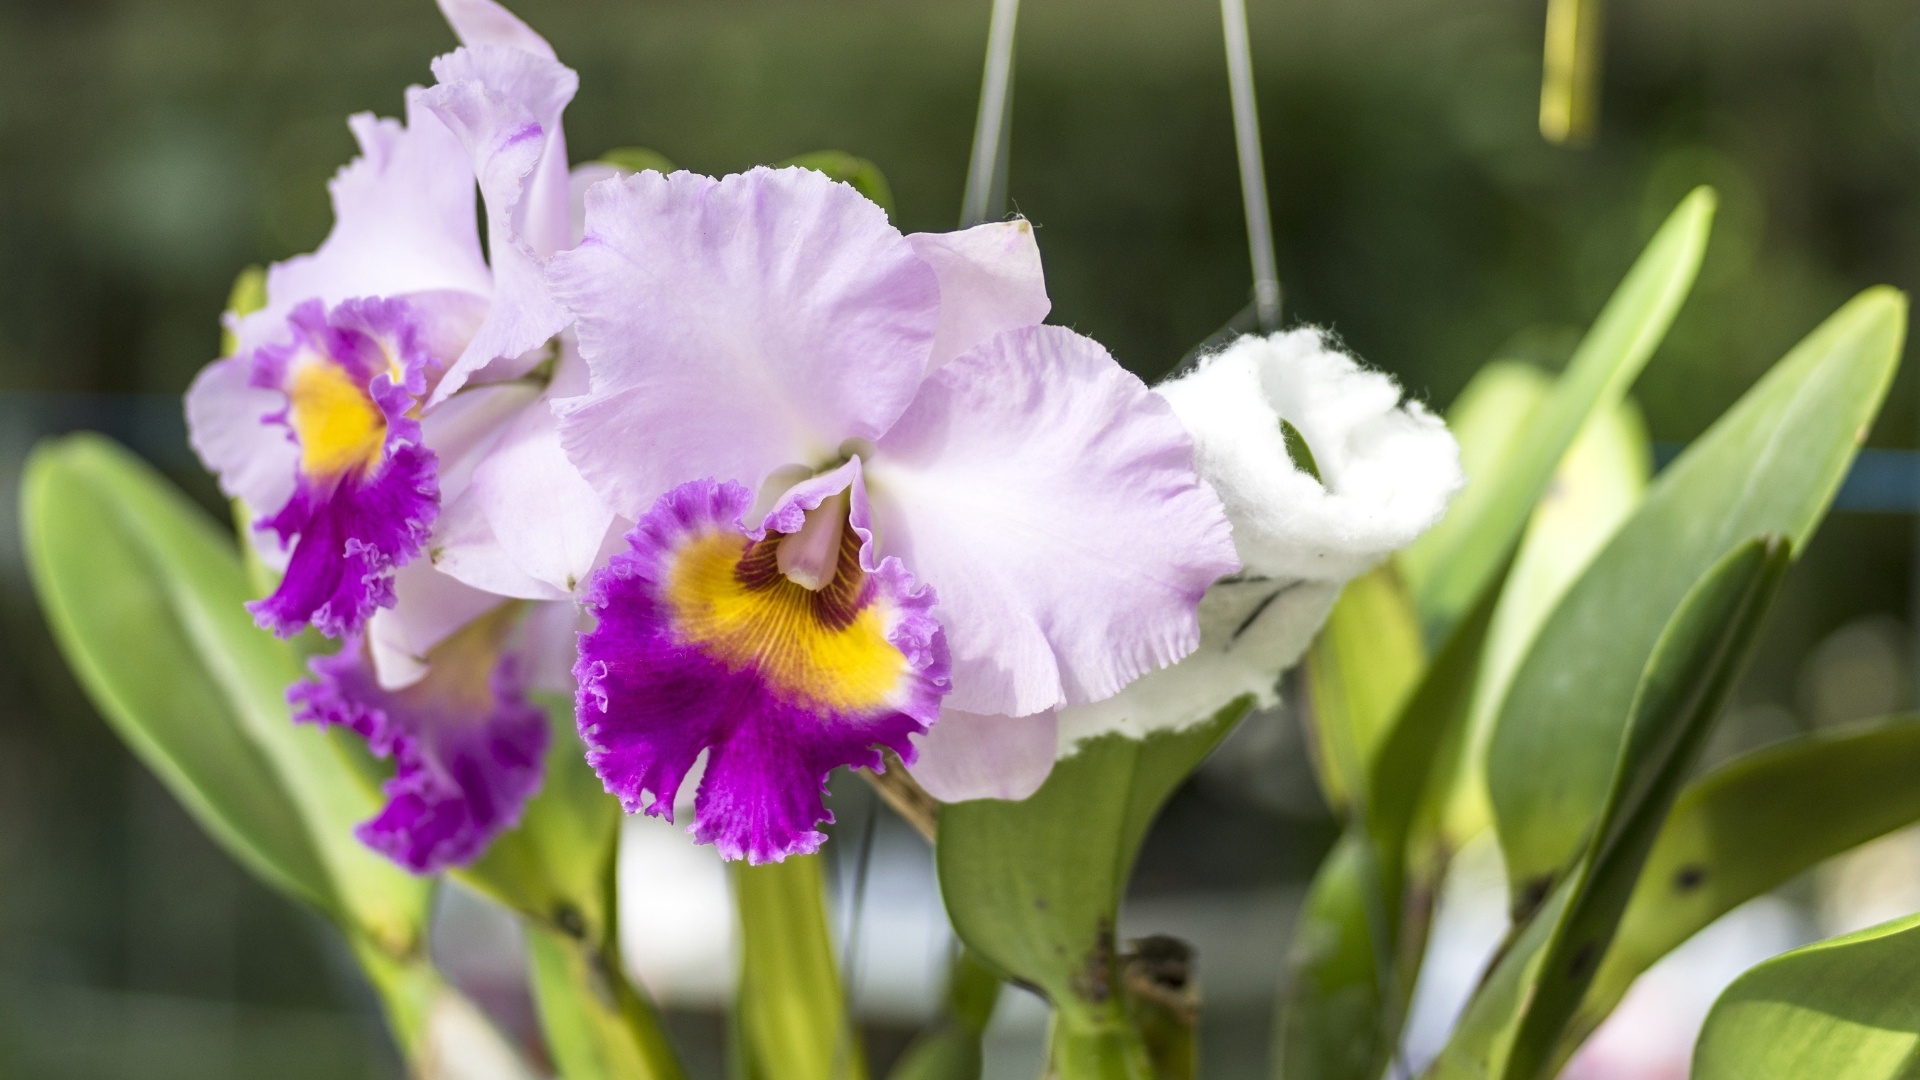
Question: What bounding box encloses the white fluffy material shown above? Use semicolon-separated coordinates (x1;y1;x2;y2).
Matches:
1055;328;1464;754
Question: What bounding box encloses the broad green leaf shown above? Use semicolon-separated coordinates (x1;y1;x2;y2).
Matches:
1489;286;1907;908
1305;564;1425;810
21;434;334;913
887;949;1001;1080
59;433;432;951
1694;911;1920;1079
733;853;865;1080
1442;396;1650;846
1399;188;1714;643
1552;715;1920;1070
1275;832;1387;1080
1396;360;1550;603
599;147;676;175
1501;536;1790;1080
780;151;896;216
937;700;1251;1073
1280;581;1502;1080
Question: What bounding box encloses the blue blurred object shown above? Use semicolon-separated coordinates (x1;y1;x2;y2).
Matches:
1653;443;1920;514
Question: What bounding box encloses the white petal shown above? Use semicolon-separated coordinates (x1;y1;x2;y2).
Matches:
905;218;1050;372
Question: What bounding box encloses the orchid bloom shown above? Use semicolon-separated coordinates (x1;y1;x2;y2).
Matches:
1051;329;1465;751
550;166;1239;863
184;0;608;870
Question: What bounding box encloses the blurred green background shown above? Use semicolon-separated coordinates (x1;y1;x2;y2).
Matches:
3;0;1919;1076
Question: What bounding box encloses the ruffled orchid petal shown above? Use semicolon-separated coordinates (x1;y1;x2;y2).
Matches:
291;612;548;874
185;355;300;530
568;161;621;246
868;324;1239;716
231;93;491;360
432;486;572;601
905;218;1050;372
435;0;558;58
243;298;440;639
421;45;578;405
551;167;940;519
575;480;949;863
907;708;1057;802
369;560;513;689
1156;329;1464;582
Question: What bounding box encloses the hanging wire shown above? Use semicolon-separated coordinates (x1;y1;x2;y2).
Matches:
961;0;1021;227
1539;0;1604;144
1220;0;1281;332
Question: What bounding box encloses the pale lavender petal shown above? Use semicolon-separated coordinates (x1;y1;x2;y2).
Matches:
234;92;491;360
432;486;571;601
292;628;548;874
568;161;620;247
368;561;511;689
575;479;949;863
185;354;299;522
471;392;617;595
420;378;542;504
435;0;557;58
905;218;1050;372
422;45;577;404
521;598;584;694
907;709;1057;802
551;167;939;519
869;324;1239;716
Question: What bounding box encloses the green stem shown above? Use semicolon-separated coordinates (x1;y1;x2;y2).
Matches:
1048;1007;1156;1080
348;932;537;1080
525;921;686;1080
733;854;867;1080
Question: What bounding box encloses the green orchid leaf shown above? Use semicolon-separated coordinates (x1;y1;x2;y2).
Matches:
733;853;865;1080
1553;714;1920;1071
1441;396;1650;846
1423;877;1574;1080
937;699;1251;1073
779;151;896;216
54;433;434;952
598;147;677;175
1395;359;1550;604
886;948;1002;1080
21;434;336;914
1398;188;1715;644
1305;564;1425;811
1501;536;1790;1080
1488;286;1907;911
1275;831;1387;1080
526;919;685;1080
1694;911;1920;1079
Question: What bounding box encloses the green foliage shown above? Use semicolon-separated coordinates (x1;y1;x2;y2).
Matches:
599;146;677;175
938;699;1251;1078
1488;286;1907;911
1695;911;1920;1078
779;151;897;216
886;949;1001;1080
1557;715;1920;1070
732;853;865;1080
1398;188;1714;644
1500;536;1789;1080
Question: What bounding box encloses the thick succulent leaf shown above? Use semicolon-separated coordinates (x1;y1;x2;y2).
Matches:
1398;188;1714;643
1694;911;1920;1079
1442;396;1650;846
1489;286;1907;907
1305;564;1425;811
937;700;1250;1036
733;853;866;1080
1500;536;1790;1080
21;434;335;913
57;433;433;950
1553;714;1920;1069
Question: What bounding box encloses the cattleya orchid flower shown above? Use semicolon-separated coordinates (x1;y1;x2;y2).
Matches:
550;166;1240;862
185;0;608;870
1051;328;1465;750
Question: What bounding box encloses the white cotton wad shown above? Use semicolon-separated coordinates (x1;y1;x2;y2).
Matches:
1053;328;1465;753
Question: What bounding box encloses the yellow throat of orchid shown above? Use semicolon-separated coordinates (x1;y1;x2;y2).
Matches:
288;356;388;479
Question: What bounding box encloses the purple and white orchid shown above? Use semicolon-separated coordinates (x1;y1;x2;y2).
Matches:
185;0;607;871
549;166;1240;863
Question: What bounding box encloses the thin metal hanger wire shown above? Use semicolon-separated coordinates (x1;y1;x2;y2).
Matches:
1220;0;1281;333
962;0;1021;227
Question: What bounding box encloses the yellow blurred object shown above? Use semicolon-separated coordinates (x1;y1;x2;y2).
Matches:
1540;0;1605;145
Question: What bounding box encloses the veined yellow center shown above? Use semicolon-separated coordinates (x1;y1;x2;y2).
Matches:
289;357;387;479
663;518;906;716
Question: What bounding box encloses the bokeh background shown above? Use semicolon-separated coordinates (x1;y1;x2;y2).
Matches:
4;0;1920;1076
